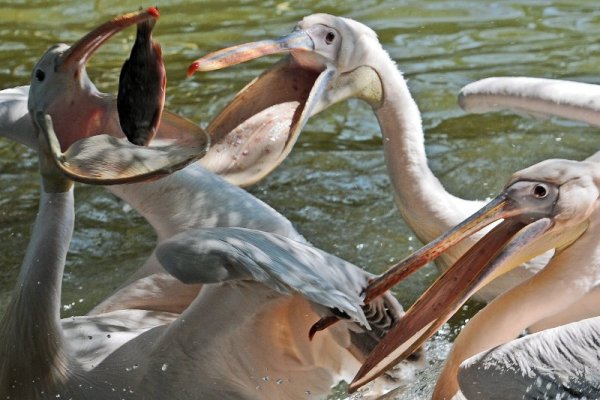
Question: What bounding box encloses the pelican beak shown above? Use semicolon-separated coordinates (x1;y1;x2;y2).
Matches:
188;30;383;186
349;181;565;391
59;7;159;71
33;111;207;185
188;30;315;74
188;30;340;186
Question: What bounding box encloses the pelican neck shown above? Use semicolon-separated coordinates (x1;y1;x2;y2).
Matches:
0;186;75;395
373;59;477;242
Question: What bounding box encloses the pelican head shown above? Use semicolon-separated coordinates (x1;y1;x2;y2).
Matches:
188;14;387;185
28;8;159;149
349;157;600;390
26;8;209;184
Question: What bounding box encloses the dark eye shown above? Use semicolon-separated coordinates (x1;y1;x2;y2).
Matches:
35;69;45;82
325;31;336;44
533;184;548;198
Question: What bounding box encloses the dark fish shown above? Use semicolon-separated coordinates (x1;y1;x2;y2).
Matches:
118;10;165;146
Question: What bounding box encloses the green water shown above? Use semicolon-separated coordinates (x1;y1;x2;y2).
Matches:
1;1;599;398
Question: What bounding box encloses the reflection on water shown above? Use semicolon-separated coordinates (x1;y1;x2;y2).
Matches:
1;1;599;398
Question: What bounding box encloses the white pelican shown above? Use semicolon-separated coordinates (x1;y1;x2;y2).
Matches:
346;151;600;398
1;112;413;399
459;76;600;333
187;13;552;303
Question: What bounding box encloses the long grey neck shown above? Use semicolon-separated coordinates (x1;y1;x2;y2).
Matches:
373;59;480;243
0;184;75;396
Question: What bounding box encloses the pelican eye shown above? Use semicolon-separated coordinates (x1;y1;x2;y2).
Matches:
325;31;336;44
35;69;45;82
532;184;548;199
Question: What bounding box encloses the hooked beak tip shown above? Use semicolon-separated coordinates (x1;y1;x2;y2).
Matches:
147;6;160;18
60;8;159;70
187;61;200;77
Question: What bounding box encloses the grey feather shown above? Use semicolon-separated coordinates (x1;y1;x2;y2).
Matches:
458;316;600;399
155;227;375;327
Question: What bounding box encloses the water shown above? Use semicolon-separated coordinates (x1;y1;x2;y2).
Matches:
1;1;599;398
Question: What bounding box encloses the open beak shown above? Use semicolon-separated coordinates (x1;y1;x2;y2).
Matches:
38;7;210;182
349;183;564;391
34;112;207;185
59;7;159;71
187;30;382;186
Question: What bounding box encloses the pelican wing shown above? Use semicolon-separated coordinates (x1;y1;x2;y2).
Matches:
459;77;600;127
458;316;600;399
155;227;372;327
0;86;35;148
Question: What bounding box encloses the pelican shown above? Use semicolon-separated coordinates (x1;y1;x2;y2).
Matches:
1;112;413;399
187;13;552;303
345;151;600;398
458;76;600;333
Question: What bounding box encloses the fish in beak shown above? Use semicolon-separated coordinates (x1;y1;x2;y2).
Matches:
117;15;165;146
349;178;591;391
188;16;383;186
27;8;209;185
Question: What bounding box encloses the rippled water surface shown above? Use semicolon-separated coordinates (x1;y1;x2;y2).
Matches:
1;1;599;398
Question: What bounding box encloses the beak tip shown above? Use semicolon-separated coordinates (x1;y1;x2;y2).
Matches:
187;62;199;77
347;378;361;394
147;7;160;18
